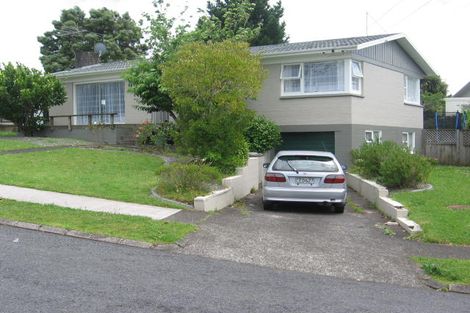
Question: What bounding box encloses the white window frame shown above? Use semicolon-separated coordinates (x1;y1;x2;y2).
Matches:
351;60;363;94
365;130;382;143
281;59;363;97
402;131;415;153
404;75;420;105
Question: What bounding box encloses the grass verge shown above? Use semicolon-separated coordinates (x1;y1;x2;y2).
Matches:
413;256;470;286
0;139;38;151
0;148;184;209
0;131;17;137
393;166;470;245
0;199;196;244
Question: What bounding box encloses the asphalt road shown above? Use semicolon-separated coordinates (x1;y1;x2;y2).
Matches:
1;225;469;313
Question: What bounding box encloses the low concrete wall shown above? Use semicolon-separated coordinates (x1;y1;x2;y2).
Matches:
194;154;268;212
346;173;421;234
38;125;137;145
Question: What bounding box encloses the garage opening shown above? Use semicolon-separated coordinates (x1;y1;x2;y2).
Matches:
279;132;335;154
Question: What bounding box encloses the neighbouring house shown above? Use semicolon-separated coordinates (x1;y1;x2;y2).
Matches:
249;33;435;164
48;33;434;163
445;82;470;113
46;61;170;144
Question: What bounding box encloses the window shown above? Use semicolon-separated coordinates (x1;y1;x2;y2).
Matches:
402;132;415;153
281;64;301;93
75;81;125;125
365;130;382;143
273;155;338;172
404;75;420;104
351;61;363;93
281;61;345;95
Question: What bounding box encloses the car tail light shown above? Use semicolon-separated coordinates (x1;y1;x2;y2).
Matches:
324;174;345;184
265;173;286;182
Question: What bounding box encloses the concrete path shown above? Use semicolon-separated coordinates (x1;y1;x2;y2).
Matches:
0;184;180;220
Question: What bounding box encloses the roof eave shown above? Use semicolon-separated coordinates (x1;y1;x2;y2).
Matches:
53;67;128;79
394;37;436;76
255;47;357;59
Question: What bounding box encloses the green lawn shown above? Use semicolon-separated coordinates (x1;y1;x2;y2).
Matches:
0;131;17;137
0;199;196;244
0;139;39;151
413;256;470;286
393;166;470;245
0;148;184;208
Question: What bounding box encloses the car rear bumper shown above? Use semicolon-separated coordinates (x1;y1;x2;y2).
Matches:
263;186;347;203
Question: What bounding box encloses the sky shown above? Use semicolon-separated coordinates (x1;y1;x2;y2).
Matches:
0;0;469;94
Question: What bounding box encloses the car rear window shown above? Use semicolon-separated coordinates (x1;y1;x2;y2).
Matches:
273;155;338;172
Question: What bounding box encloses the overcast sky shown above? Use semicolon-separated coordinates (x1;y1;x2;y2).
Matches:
0;0;468;93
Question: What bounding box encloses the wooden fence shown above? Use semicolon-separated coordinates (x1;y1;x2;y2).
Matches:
423;129;470;165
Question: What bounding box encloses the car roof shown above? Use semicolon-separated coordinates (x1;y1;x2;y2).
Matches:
275;150;336;158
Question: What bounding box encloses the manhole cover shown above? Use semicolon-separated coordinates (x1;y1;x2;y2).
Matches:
448;205;470;210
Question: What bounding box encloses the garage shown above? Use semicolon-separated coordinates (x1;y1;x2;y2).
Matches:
279;132;335;153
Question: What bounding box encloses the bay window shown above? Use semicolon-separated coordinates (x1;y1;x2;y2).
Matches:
404;75;420;104
280;59;362;96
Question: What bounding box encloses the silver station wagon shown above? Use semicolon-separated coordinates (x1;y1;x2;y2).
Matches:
262;151;347;213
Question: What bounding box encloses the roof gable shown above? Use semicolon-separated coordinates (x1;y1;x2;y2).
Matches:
454;82;470;97
53;60;134;78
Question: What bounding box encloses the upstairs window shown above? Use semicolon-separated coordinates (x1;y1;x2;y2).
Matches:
281;61;345;95
351;61;363;93
281;64;301;93
404;75;420;104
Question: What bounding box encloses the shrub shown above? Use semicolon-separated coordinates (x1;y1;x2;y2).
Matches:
135;121;176;148
351;141;432;188
245;115;281;153
156;162;223;203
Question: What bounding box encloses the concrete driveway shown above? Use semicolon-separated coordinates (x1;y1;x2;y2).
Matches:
169;189;470;288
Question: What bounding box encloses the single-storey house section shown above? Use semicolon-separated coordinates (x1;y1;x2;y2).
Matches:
48;33;435;163
46;61;169;144
445;82;470;112
249;33;435;164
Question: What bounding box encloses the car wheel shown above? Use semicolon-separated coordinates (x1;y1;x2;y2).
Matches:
263;200;273;210
333;203;345;214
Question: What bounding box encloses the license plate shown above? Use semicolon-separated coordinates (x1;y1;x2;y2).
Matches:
294;177;317;185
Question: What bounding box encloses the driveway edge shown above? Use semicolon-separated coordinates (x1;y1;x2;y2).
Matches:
417;269;470;295
0;218;180;251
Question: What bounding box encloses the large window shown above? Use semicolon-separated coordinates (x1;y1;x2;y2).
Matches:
75;81;125;125
281;59;361;96
404;75;420;105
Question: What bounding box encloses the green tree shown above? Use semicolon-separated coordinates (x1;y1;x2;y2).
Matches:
161;41;266;172
124;0;193;118
245;115;281;153
38;6;146;73
201;0;288;45
421;75;448;112
0;63;66;135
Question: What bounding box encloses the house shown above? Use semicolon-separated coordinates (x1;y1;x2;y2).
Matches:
46;61;169;144
48;33;434;163
445;82;470;112
250;33;435;164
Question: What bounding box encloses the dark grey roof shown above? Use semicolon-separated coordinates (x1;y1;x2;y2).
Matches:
54;60;135;77
251;34;397;55
454;82;470;97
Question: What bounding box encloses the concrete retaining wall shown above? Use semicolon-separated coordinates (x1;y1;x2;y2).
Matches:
194;154;270;212
38;125;137;145
346;172;421;234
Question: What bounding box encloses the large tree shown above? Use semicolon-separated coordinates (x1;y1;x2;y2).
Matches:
202;0;288;46
421;75;448;113
38;6;146;73
161;41;266;172
0;63;66;135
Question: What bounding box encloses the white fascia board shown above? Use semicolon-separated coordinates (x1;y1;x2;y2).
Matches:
54;68;126;80
256;47;357;60
396;37;436;76
356;33;406;50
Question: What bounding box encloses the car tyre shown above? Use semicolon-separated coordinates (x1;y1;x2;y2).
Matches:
333;203;345;214
263;200;273;210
